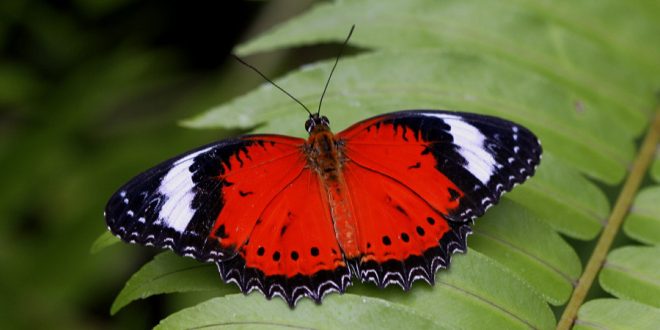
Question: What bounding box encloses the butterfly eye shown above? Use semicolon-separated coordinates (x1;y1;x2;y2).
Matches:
321;116;330;126
305;118;314;133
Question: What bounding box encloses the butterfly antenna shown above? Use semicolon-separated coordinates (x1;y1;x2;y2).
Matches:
232;54;313;116
317;24;355;115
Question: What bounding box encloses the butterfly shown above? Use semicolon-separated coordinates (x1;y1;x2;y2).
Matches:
104;27;542;307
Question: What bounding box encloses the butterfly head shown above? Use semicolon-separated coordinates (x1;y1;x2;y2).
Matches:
305;114;330;134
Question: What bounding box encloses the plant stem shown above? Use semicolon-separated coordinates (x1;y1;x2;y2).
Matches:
556;108;660;329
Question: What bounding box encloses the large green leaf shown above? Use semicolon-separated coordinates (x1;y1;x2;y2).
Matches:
236;0;658;134
623;187;660;245
574;299;660;330
157;251;554;330
115;249;557;329
156;294;443;330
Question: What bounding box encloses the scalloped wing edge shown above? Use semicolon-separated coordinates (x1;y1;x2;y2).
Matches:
214;221;472;307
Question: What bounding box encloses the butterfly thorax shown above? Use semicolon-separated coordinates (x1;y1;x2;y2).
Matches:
304;126;360;258
304;127;343;178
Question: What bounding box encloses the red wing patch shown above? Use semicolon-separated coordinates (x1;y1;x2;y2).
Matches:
207;137;307;252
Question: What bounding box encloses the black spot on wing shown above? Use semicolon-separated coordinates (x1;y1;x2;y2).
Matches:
448;188;460;201
215;224;228;239
408;162;421;169
395;205;409;217
239;190;253;197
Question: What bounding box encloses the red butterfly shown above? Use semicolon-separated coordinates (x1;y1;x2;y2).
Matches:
105;27;541;307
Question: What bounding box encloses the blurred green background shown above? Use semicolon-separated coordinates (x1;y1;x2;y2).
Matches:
0;1;321;328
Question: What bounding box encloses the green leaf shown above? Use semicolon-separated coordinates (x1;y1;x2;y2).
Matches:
156;294;443;330
158;251;553;330
187;51;633;184
506;153;609;239
599;246;660;308
354;251;555;330
575;299;660;330
90;231;120;254
111;252;235;314
470;199;581;305
236;0;657;134
623;186;660;245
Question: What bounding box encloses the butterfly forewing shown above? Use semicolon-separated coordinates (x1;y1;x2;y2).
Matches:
339;110;541;220
105;135;306;261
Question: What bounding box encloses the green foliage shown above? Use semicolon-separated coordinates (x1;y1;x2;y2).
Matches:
156;294;443;330
94;0;659;328
156;252;554;330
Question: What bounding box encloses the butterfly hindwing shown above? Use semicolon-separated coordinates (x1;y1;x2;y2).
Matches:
219;168;351;305
342;160;462;288
338;110;541;287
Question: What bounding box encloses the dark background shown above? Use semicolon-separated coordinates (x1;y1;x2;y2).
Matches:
0;1;316;328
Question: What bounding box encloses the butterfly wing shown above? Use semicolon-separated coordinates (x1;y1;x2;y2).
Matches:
105;134;350;306
105;135;308;261
337;110;542;287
